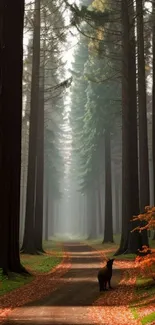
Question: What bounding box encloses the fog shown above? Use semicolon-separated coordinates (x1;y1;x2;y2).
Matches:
18;0;155;249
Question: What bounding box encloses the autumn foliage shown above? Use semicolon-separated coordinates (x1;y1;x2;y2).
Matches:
133;206;155;232
132;206;155;281
135;246;155;281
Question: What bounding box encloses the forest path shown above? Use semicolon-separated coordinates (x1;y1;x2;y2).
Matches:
2;243;137;325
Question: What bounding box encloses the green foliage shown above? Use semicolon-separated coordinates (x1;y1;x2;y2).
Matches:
21;254;62;273
77;53;120;193
69;0;121;193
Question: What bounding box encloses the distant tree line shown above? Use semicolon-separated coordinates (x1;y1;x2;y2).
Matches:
68;0;155;253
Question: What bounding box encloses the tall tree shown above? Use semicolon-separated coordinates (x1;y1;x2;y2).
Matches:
34;40;45;252
116;0;142;255
22;0;41;254
136;0;149;245
152;0;155;206
103;129;113;243
0;0;26;273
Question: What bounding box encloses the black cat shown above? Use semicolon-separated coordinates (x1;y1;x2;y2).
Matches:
97;258;114;291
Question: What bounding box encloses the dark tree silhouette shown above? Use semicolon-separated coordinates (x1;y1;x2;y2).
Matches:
152;0;155;206
0;0;26;273
136;0;149;246
115;0;142;255
22;0;41;254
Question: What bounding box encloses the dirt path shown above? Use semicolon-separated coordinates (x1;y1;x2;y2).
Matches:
90;260;141;325
1;243;139;325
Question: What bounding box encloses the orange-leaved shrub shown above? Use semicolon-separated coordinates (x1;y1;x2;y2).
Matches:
132;206;155;281
135;246;155;281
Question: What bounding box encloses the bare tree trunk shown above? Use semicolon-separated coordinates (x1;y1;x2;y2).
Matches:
115;0;130;255
87;186;97;239
103;129;113;243
115;0;141;255
97;182;102;235
22;0;40;254
114;171;120;234
34;43;45;252
0;0;27;273
136;0;149;246
152;0;155;207
44;172;49;241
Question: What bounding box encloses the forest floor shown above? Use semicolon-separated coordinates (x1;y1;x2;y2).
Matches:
0;241;155;325
0;242;63;296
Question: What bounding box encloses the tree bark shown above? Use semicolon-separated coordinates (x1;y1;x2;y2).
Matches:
114;171;120;234
34;45;45;252
0;0;27;273
22;0;40;254
136;0;149;246
87;186;97;239
115;0;142;255
44;173;49;241
152;0;155;207
97;183;102;235
103;129;113;243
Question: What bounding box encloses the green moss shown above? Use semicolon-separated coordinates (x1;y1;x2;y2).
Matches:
0;271;33;296
130;307;139;319
130;275;155;324
23;255;62;273
0;241;63;296
141;312;155;325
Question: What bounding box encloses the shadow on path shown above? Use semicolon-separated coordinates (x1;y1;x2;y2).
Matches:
3;243;121;325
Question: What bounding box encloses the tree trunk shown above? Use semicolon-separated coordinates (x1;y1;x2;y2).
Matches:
152;0;155;207
44;173;49;241
0;0;27;273
103;129;113;243
98;183;102;235
127;0;142;254
87;186;97;239
115;0;141;255
114;172;120;234
34;45;45;252
22;0;40;254
136;0;149;246
153;231;155;240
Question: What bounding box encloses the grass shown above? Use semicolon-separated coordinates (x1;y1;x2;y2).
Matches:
136;277;155;295
21;242;62;273
130;307;139;320
141;312;155;325
0;271;32;296
84;233;155;261
21;253;62;273
130;276;155;324
0;241;63;296
84;235;136;260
